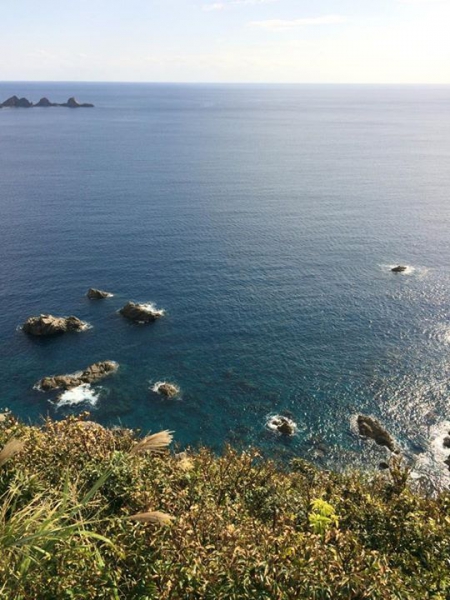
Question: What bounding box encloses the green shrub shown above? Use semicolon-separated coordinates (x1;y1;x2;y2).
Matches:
0;412;449;599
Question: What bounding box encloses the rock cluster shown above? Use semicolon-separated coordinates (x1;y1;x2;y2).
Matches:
1;96;94;108
24;292;174;410
36;361;118;391
22;314;88;336
357;415;397;453
119;302;164;323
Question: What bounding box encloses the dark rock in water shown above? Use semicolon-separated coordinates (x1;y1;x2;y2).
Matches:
36;360;118;391
357;415;396;452
443;436;450;449
378;461;390;470
267;415;296;437
2;95;20;107
35;97;56;107
154;382;179;398
17;97;33;107
2;95;33;108
444;456;450;471
119;301;164;323
278;419;294;435
87;288;112;299
22;314;89;336
62;96;94;108
1;95;94;108
391;265;407;273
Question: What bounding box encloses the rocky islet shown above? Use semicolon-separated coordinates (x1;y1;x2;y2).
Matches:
36;361;119;391
22;314;89;336
1;95;94;108
119;301;165;323
87;288;113;299
153;382;180;398
356;415;397;453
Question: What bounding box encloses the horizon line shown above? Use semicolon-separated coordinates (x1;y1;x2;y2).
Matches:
1;80;450;86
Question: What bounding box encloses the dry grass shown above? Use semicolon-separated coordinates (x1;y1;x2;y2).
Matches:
129;430;174;456
2;415;450;599
0;438;25;468
129;511;174;525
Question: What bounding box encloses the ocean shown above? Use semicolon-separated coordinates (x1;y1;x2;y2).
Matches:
1;82;450;487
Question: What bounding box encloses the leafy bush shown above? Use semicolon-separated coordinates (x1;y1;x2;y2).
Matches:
0;412;449;599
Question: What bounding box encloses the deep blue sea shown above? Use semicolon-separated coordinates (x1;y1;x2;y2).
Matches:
1;83;450;486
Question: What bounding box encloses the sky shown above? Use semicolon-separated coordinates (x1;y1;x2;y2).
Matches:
1;0;450;83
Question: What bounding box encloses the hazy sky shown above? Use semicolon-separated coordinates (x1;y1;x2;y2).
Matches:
1;0;450;83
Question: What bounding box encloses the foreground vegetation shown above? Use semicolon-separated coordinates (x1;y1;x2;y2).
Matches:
0;412;449;599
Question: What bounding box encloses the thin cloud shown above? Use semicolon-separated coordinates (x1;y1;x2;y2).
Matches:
235;0;278;4
398;0;449;3
203;0;277;10
249;15;347;31
203;3;225;10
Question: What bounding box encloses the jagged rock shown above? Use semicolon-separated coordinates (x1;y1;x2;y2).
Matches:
378;461;390;470
119;302;164;323
62;97;94;108
391;265;407;273
277;418;295;436
2;95;20;107
36;360;118;391
154;382;179;398
2;95;32;108
357;415;396;452
35;97;56;107
267;415;297;436
22;314;89;336
17;97;33;107
87;288;112;299
443;436;450;449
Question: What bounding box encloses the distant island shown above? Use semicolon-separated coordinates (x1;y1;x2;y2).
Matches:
0;96;94;108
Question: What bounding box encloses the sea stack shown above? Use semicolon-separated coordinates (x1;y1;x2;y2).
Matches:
63;97;94;108
22;314;89;336
1;96;33;108
35;97;56;107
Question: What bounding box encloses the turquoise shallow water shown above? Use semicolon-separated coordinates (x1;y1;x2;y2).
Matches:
1;83;450;485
